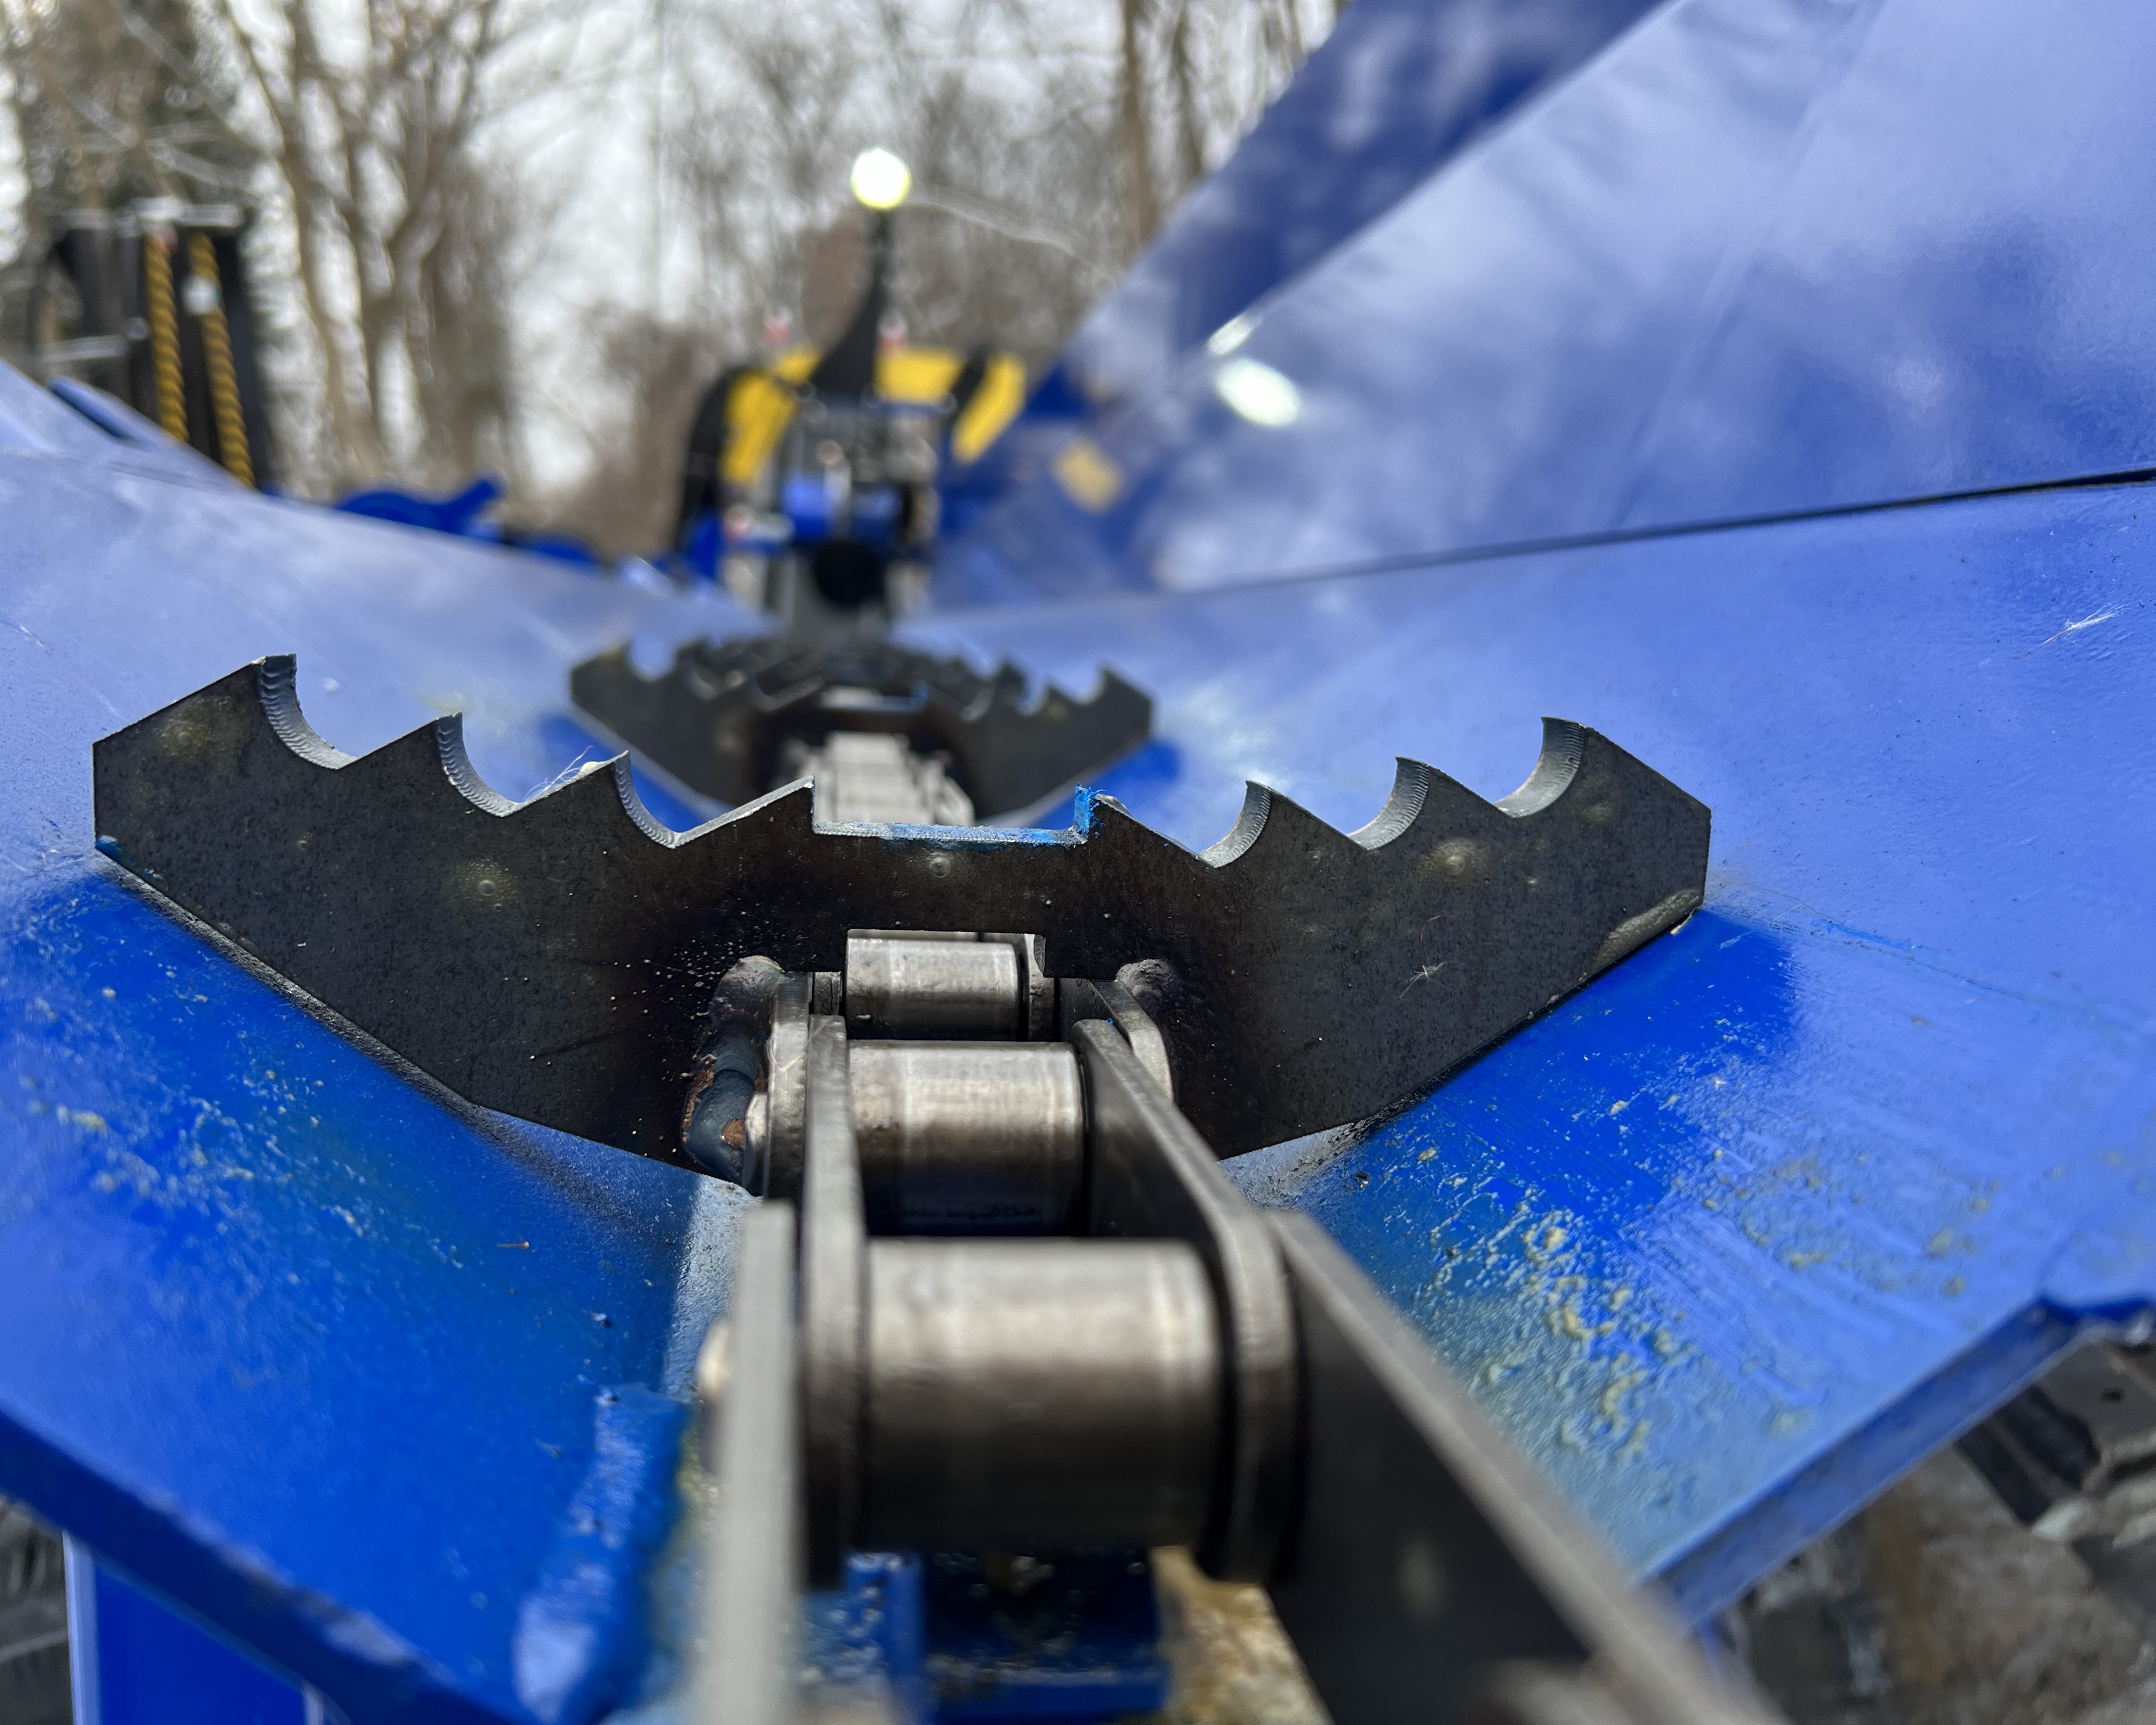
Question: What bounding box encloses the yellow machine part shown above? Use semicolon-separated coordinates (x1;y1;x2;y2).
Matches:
717;347;1027;491
950;354;1026;465
721;367;806;491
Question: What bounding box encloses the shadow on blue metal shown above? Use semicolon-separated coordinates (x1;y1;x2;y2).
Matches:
919;1552;1166;1720
67;1540;310;1725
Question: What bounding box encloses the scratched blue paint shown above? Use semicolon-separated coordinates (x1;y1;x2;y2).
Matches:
842;820;1080;850
797;1554;930;1720
1027;743;1182;836
920;1552;1166;1720
917;472;2156;1618
795;1549;1165;1722
0;872;706;1722
0;438;752;1723
944;0;2156;605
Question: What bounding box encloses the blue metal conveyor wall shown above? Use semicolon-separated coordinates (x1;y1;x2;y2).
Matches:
2;0;2154;1718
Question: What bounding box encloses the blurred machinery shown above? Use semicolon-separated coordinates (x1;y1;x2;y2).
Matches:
587;150;1087;837
6;2;2156;1724
0;1500;67;1725
29;203;272;488
318;153;1028;590
569;632;1151;825
669;152;1025;619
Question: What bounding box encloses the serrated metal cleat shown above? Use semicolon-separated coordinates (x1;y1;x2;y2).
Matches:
94;657;1708;1167
569;634;1152;820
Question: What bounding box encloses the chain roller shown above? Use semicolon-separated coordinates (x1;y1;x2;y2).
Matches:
694;928;1781;1725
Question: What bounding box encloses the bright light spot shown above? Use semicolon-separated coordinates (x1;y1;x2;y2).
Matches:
1206;313;1255;355
1213;357;1301;427
850;147;912;210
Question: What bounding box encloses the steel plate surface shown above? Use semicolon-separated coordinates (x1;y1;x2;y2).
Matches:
1;394;2151;1712
945;0;2156;604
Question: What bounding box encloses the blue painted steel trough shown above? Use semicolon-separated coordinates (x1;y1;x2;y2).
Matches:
3;0;2155;1716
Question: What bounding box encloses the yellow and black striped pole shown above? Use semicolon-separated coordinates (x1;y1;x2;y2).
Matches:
185;231;254;487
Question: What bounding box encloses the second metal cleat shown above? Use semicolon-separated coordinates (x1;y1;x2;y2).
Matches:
570;633;1151;820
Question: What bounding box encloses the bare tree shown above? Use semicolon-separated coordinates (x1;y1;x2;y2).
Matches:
540;304;723;554
0;0;254;216
0;0;254;376
2;0;1328;529
1118;0;1158;254
0;0;585;492
654;0;1134;364
1115;0;1326;256
187;0;582;486
538;0;1332;550
412;155;536;485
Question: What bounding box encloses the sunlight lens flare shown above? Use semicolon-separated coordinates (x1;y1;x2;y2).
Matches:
850;148;913;211
1213;356;1302;427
